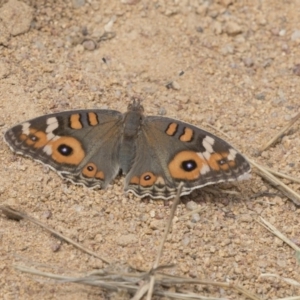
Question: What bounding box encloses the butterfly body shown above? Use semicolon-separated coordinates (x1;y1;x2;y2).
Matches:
4;100;250;199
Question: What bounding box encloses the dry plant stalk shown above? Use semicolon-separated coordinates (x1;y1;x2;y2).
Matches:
1;194;262;299
258;217;300;253
0;205;110;264
14;264;262;300
246;157;300;206
3;192;262;300
259;112;300;152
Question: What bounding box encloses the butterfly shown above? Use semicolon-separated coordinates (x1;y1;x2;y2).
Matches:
4;99;250;200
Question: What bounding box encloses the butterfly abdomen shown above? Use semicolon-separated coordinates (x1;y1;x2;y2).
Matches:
119;109;144;174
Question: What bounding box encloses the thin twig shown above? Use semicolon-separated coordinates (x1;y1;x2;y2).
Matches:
14;265;262;300
146;183;183;300
262;166;300;184
258;217;300;252
260;112;300;152
246;158;300;206
0;205;110;264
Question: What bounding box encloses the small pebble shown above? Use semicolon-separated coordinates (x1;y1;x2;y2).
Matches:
0;0;33;36
279;29;286;36
166;81;180;90
82;39;96;51
116;234;137;246
255;93;265;100
291;29;300;41
186;201;198;211
182;235;190;246
196;26;203;33
191;213;201;223
239;214;253;223
243;57;254;67
293;64;300;76
42;210;52;219
224;21;242;36
51;242;61;252
158;107;167;115
72;0;85;8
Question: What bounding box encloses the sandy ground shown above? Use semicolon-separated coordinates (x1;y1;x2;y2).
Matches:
1;0;300;299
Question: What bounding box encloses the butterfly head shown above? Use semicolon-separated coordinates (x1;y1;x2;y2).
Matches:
127;97;144;114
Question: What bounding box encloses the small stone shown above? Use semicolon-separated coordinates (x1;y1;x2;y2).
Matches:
196;5;208;16
239;214;253;223
150;220;163;230
209;10;219;19
104;16;117;32
255;93;265;100
276;258;286;267
218;0;233;7
116;234;137;246
94;234;103;242
279;29;286;36
0;21;10;46
0;0;33;36
149;210;155;218
72;0;85;8
0;60;10;79
186;201;198;211
121;0;141;4
243;57;254;67
196;26;203;33
42;210;52;219
166;81;180;90
262;58;273;68
221;44;234;55
291;30;300;41
191;213;201;223
51;242;61;252
209;246;216;253
293;64;300;76
82;39;96;51
182;235;190;246
272;98;285;106
224;21;242;36
158;107;167;116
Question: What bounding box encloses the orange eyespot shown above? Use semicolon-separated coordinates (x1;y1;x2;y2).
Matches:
51;136;85;165
168;151;206;180
207;152;236;171
140;172;156;187
20;128;48;148
82;163;97;177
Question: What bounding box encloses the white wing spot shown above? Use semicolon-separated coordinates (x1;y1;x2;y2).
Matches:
237;172;251;181
45;117;60;141
201;151;211;160
155;176;165;185
43;144;52;155
200;164;210;175
228;148;237;161
202;136;214;153
21;122;30;135
46;117;59;133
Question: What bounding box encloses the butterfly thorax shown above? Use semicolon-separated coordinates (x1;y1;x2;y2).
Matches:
119;107;144;174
